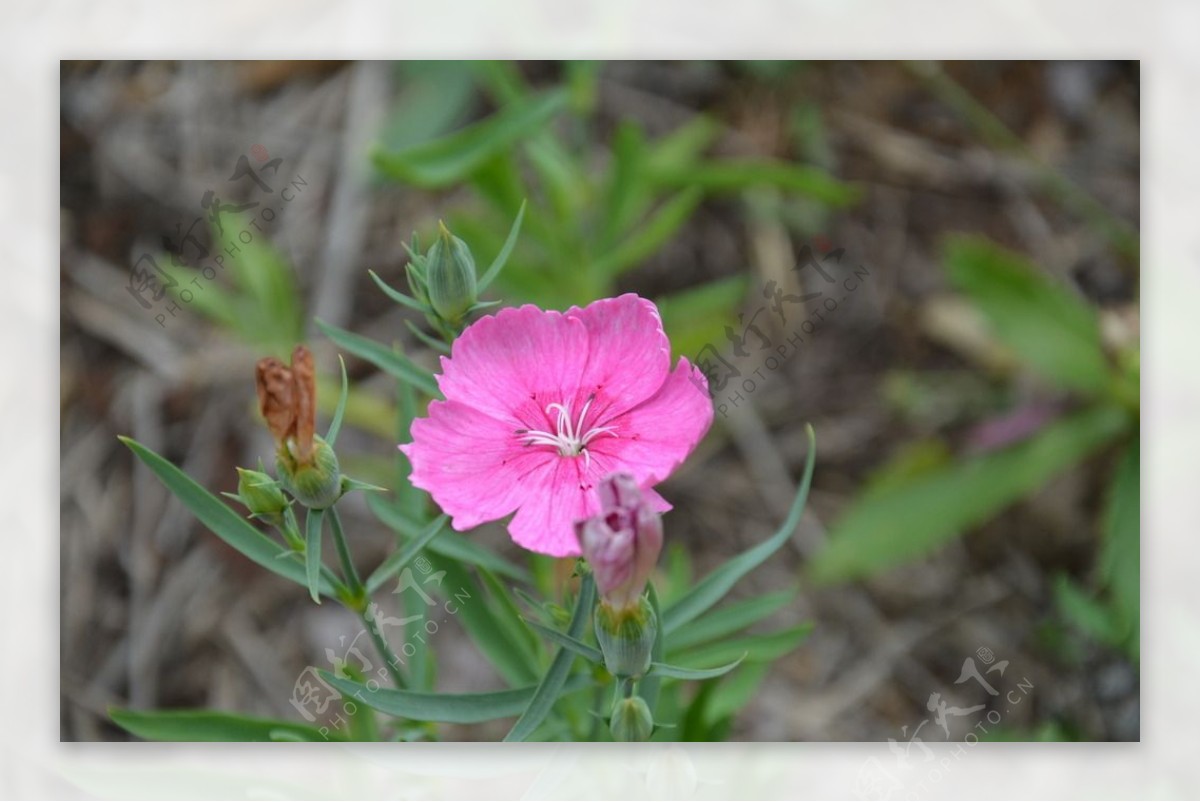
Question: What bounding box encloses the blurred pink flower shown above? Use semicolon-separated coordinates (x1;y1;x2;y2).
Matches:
400;293;712;556
576;473;663;610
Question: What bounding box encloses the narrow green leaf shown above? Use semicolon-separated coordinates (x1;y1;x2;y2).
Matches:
405;320;452;354
809;406;1129;584
1054;575;1124;645
525;619;602;664
365;514;448;594
943;236;1112;395
479;566;543;666
602;121;649;246
325;356;349;446
667;588;797;652
1100;439;1139;651
664;425;816;632
110;708;342;742
432;556;538;687
372;91;568;187
652;160;860;207
650;655;746;680
477;200;527;292
368;269;427;312
591;188;703;277
316;319;440;397
119;437;335;598
645;116;722;174
672;625;812;668
367;493;529;582
319;673;581;724
305;508;324;604
504;572;596;741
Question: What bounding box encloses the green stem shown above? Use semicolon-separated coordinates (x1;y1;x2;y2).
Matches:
328;506;366;601
328;506;405;688
362;607;407;689
278;506;305;552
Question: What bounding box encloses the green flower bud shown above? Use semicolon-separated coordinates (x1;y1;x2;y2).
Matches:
609;695;654;742
234;467;289;524
277;434;341;510
594;596;657;678
425;221;477;324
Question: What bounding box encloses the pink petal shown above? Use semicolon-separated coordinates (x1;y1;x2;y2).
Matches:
566;294;671;421
590;357;714;486
436;304;590;427
401;400;554;531
507;448;646;557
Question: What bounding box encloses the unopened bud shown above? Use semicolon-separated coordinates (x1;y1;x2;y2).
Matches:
594;595;657;678
278;434;341;509
609;695;654;742
425;221;477;324
235;467;289;524
576;473;663;611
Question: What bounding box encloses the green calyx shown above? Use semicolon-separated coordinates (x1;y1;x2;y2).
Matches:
609;695;654;742
594;596;657;679
424;220;478;325
277;435;342;510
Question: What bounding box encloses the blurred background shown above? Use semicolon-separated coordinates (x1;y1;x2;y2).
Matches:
60;60;1139;742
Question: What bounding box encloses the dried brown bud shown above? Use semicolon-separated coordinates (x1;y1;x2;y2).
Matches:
255;345;317;464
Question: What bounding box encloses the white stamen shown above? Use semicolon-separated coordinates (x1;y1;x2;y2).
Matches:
518;395;616;465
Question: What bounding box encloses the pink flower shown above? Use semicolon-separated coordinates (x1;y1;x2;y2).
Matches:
400;293;713;556
576;474;663;610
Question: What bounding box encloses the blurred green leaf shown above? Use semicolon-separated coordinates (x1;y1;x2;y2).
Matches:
373;90;568;187
944;236;1111;395
430;556;539;687
119;437;337;598
591;188;703;277
504;572;595;741
809;405;1130;584
110;708;342;742
664;425;816;633
479;566;544;668
319;673;578;724
652;160;860;207
672;625;811;667
645;116;722;174
380;62;479;152
1055;574;1125;645
602;121;650;245
667;588;796;653
1100;439;1140;655
316;319;440;397
656;275;750;361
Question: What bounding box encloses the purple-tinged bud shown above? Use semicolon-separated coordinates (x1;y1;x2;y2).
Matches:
575;473;663;611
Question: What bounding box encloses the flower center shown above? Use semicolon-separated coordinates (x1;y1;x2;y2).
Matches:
516;394;616;465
